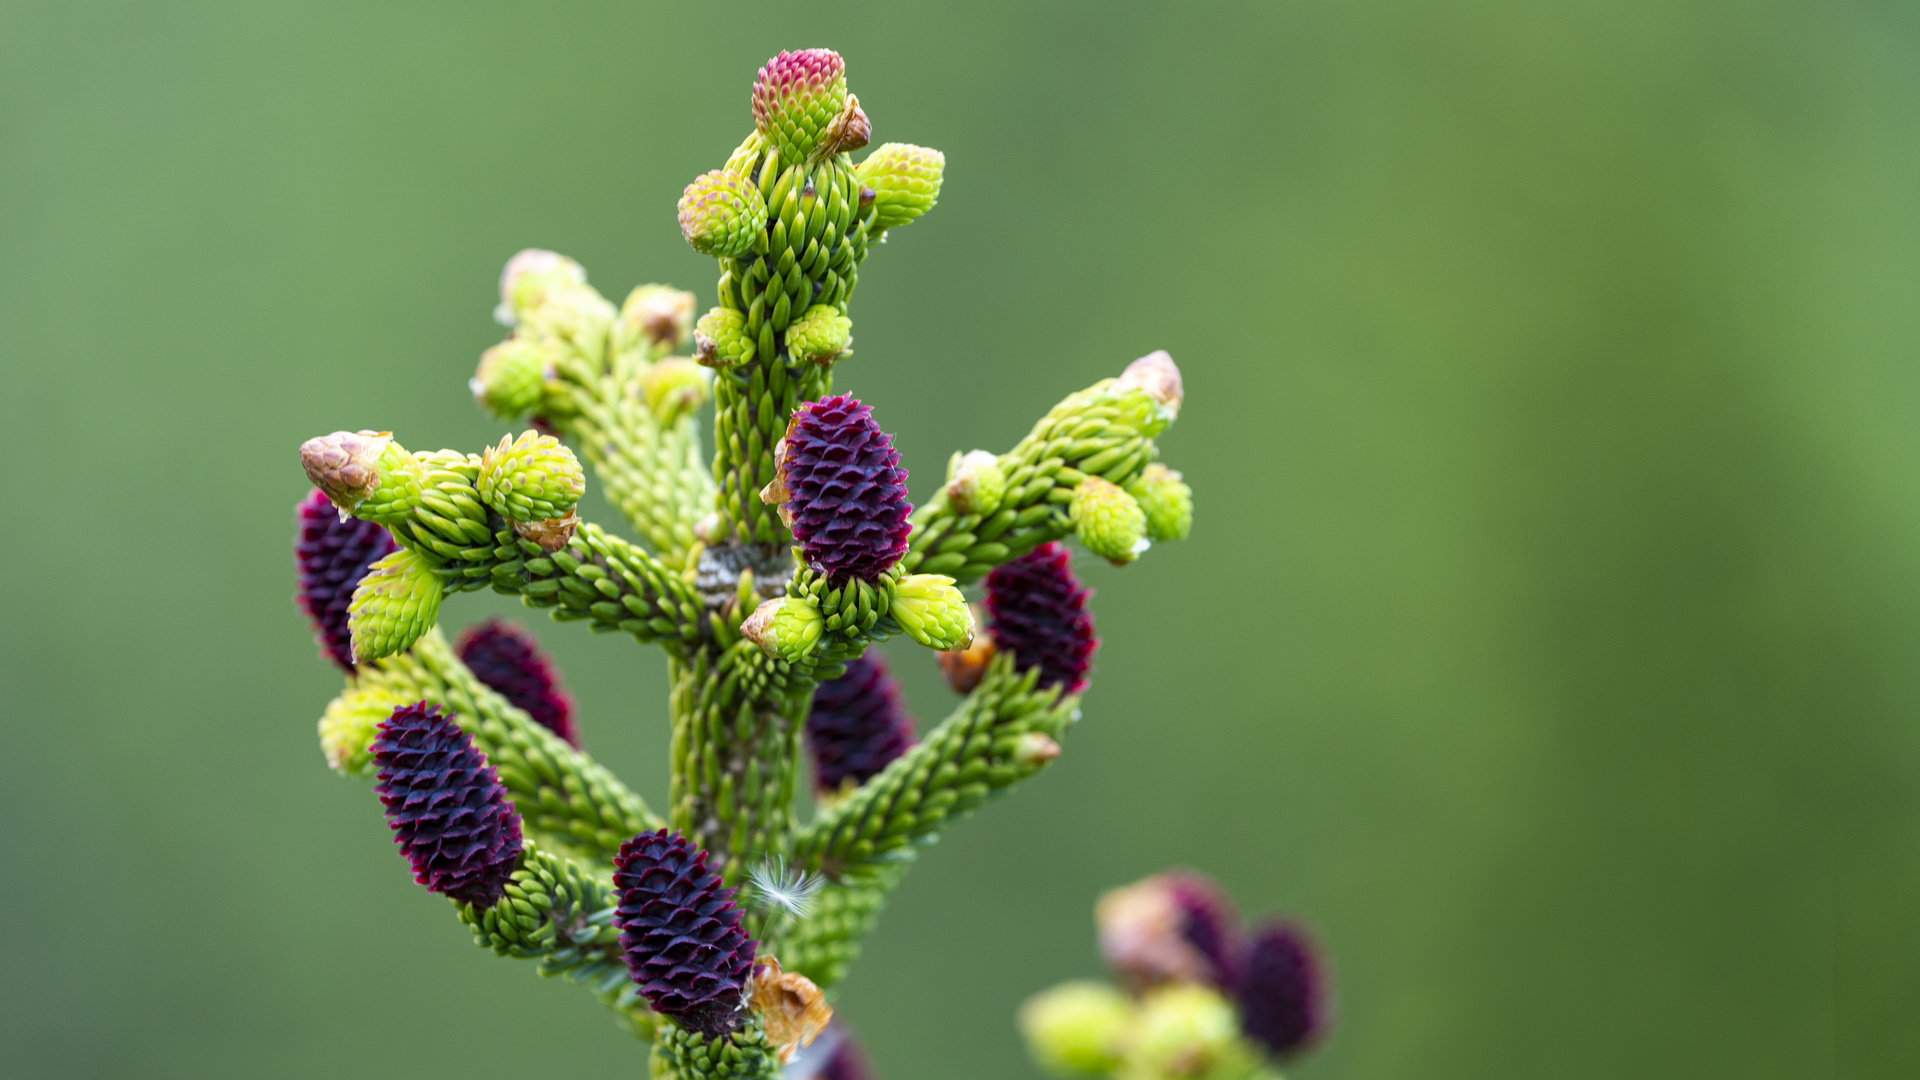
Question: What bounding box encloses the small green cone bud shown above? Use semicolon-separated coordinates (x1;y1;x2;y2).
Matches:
854;143;945;230
694;307;756;369
470;340;549;420
1014;731;1062;768
1019;982;1132;1077
1071;477;1149;566
318;684;402;777
1129;464;1192;543
1112;350;1184;436
785;304;852;365
1121;985;1258;1080
495;248;582;326
300;430;424;526
945;450;1006;517
347;548;444;663
891;574;974;651
477;431;585;522
640;357;712;423
508;255;616;353
741;597;825;662
678;170;770;259
619;284;698;351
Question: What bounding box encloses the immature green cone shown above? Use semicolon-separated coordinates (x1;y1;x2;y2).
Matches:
300;430;425;525
855;143;945;230
891;574;974;651
945;449;1006;517
784;304;851;365
317;683;403;777
741;597;825;662
1111;350;1185;437
618;284;698;352
1121;984;1265;1080
478;431;585;523
694;307;756;369
1071;477;1149;565
1129;463;1192;543
470;340;550;420
347;548;444;662
1020;982;1133;1077
510;258;617;352
641;357;712;423
679;170;770;259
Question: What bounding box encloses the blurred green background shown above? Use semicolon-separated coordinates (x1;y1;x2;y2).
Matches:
3;1;1917;1076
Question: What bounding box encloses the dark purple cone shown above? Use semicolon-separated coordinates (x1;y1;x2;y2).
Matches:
806;653;916;794
370;703;523;908
294;489;398;671
455;618;578;746
613;829;757;1037
1234;921;1330;1059
821;1033;877;1080
983;542;1098;693
780;394;912;583
1166;872;1243;988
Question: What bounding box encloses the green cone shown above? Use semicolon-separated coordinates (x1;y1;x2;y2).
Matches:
855;143;945;230
695;307;757;369
751;49;850;166
1129;463;1193;543
891;574;974;652
945;450;1007;517
477;431;585;523
1121;985;1265;1080
1071;476;1148;565
470;340;550;420
617;284;698;354
1020;982;1134;1077
784;304;851;365
641;357;713;423
317;683;402;777
679;170;770;260
741;597;825;662
347;548;444;663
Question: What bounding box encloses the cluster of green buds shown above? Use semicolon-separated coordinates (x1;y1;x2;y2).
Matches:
284;47;1239;1080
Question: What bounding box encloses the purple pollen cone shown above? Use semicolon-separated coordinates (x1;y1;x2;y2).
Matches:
1165;872;1243;988
983;542;1098;693
456;618;578;747
780;394;912;583
806;652;916;793
613;829;757;1038
294;489;398;671
1234;921;1331;1059
370;703;523;908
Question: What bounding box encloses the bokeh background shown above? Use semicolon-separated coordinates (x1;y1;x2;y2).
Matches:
4;1;1917;1076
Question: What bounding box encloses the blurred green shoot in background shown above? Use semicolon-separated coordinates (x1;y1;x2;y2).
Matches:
3;1;1918;1077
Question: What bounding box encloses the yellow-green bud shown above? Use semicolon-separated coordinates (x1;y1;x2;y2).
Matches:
618;284;698;352
1120;985;1258;1080
299;430;426;526
944;450;1006;517
678;170;770;259
347;548;444;663
740;597;825;662
1019;982;1132;1077
318;684;402;777
891;574;974;651
1129;464;1192;543
640;357;712;424
470;340;550;420
855;143;945;231
785;304;852;365
477;431;585;522
510;259;616;357
1071;477;1149;565
694;307;756;369
1112;350;1183;437
495;248;581;325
